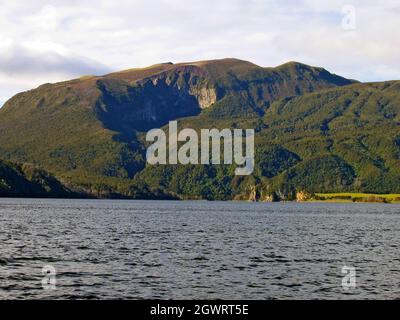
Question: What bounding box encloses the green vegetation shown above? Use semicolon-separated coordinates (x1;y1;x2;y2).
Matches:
0;160;81;198
0;58;399;200
314;193;400;203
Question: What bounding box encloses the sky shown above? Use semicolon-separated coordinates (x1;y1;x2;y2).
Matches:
0;0;399;106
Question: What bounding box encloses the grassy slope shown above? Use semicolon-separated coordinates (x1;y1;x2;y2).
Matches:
314;193;400;203
317;193;400;199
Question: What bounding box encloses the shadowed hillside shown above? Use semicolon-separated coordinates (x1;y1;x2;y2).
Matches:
0;160;81;198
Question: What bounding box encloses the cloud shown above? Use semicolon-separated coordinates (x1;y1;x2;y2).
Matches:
0;41;110;106
0;42;111;77
0;0;399;105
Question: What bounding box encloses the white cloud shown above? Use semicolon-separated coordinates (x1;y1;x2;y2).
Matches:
0;0;399;106
0;41;110;76
0;40;111;107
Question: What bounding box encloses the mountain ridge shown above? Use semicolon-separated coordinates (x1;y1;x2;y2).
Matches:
1;58;356;101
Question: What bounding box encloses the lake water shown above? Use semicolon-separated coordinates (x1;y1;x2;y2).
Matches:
0;199;399;300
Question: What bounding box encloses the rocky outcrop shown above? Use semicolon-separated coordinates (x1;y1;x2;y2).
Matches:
148;65;218;109
263;192;280;202
263;194;274;202
96;65;219;132
191;86;218;109
296;191;312;202
248;185;258;202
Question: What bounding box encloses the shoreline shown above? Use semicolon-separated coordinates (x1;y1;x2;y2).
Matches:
1;193;400;204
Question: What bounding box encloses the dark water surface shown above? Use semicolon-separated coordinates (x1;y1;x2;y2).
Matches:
0;199;399;299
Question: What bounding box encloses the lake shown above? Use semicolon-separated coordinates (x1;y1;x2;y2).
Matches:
0;199;399;299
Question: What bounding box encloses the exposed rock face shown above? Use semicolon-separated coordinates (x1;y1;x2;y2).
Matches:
192;87;218;109
96;78;202;132
263;192;280;202
248;185;258;202
264;194;274;202
296;191;312;202
146;65;218;109
96;65;219;132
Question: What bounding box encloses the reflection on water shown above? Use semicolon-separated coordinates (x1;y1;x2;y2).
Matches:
0;199;399;299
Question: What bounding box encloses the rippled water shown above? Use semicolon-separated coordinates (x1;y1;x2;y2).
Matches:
0;198;399;300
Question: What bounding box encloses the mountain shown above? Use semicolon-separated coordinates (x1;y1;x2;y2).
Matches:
0;58;398;199
261;81;400;196
0;160;80;198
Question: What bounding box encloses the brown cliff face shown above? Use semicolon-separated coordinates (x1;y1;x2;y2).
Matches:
144;65;217;106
